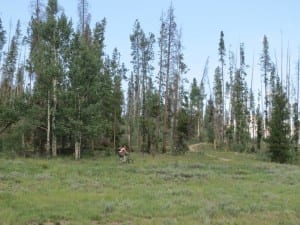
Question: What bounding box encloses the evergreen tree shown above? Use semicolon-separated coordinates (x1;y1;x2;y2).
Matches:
292;103;299;151
173;108;189;154
157;14;166;148
130;19;155;152
67;18;107;159
231;43;249;151
144;79;161;153
227;49;236;128
213;66;222;148
198;80;205;139
171;29;187;152
218;31;226;142
1;20;22;104
140;32;155;153
160;3;179;153
29;0;73;156
0;20;22;140
189;78;201;137
260;35;272;136
256;107;263;151
130;19;143;151
204;97;215;143
110;48;126;150
0;18;6;63
126;73;135;150
268;80;290;163
293;58;300;152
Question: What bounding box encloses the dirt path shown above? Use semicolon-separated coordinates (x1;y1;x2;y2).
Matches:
188;143;208;152
188;142;231;162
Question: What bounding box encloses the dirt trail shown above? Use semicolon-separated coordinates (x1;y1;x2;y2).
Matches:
188;143;231;162
188;143;208;152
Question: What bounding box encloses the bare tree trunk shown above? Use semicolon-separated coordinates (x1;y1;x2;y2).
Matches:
82;0;85;32
75;94;81;160
163;72;169;154
251;54;255;143
219;31;226;144
46;90;51;154
158;23;164;151
75;139;81;160
113;110;116;150
51;78;57;157
21;133;25;150
260;70;266;138
197;114;200;139
163;72;169;153
135;65;141;152
127;122;131;150
172;72;179;150
162;10;172;154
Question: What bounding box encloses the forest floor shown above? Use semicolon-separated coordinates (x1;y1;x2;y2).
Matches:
0;145;299;225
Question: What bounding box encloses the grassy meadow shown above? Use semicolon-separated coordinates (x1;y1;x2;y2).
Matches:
0;147;299;225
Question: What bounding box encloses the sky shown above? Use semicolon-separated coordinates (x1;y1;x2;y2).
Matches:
1;0;300;97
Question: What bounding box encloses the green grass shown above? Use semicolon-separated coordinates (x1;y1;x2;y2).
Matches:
0;149;299;225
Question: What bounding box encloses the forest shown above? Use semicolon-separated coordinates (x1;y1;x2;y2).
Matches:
0;0;299;164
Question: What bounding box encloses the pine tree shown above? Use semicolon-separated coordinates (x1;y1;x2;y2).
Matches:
218;31;226;142
293;58;300;151
213;66;222;148
130;20;155;152
160;3;179;153
173;108;189;154
189;78;201;137
67;18;107;159
231;43;249;151
171;29;187;153
130;19;143;151
140;32;155;153
126;73;135;150
0;18;6;63
110;48;126;150
144;78;160;153
157;15;166;148
1;20;22;104
27;0;73;156
260;35;272;137
0;20;23;139
204;97;215;143
256;107;263;151
292;103;299;151
268;80;290;163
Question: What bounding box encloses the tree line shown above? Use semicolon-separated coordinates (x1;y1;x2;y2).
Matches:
0;0;299;163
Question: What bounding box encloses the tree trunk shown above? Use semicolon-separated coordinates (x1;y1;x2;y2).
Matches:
127;124;131;151
21;133;25;150
172;73;179;150
75;92;81;160
162;10;172;153
75;140;81;160
158;25;164;153
162;77;169;153
113;110;116;150
221;62;224;144
197;113;201;139
46;90;51;155
51;78;57;157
